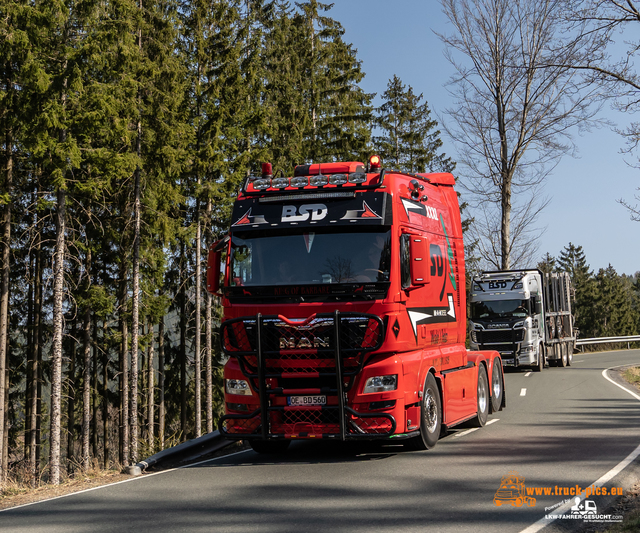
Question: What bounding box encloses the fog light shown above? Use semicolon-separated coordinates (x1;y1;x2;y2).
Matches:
369;400;395;410
226;402;250;412
363;375;397;393
226;379;252;396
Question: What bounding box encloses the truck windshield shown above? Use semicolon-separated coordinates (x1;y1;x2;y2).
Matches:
470;299;530;319
229;229;391;287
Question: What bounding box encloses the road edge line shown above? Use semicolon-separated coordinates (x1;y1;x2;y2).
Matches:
0;448;251;514
518;364;640;533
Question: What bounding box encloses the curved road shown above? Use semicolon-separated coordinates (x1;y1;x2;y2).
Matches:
2;349;640;533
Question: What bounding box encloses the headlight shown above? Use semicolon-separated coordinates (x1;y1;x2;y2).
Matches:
363;375;397;393
225;379;252;396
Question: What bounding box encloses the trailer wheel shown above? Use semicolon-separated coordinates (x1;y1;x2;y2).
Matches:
491;359;503;412
566;343;573;366
470;365;489;427
559;343;567;367
249;440;291;454
408;373;441;450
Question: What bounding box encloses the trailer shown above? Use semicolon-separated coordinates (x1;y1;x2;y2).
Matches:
469;270;576;370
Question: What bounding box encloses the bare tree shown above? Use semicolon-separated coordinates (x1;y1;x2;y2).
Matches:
564;0;640;220
439;0;602;268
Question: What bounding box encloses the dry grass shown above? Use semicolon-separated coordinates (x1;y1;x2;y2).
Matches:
623;367;640;387
0;462;132;511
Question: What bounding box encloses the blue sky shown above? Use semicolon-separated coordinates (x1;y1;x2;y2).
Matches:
330;0;639;276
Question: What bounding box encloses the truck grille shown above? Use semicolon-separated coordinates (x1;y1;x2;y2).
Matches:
221;313;382;378
219;312;396;439
476;329;524;344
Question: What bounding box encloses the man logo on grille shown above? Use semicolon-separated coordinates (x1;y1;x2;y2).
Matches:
279;336;330;349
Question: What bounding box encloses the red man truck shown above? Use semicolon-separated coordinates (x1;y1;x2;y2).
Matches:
207;155;505;453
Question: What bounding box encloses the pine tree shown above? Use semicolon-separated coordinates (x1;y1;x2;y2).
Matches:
375;75;453;173
537;252;556;275
295;0;373;163
557;243;596;338
593;265;636;338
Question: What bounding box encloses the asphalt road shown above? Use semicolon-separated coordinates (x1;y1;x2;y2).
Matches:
2;349;640;533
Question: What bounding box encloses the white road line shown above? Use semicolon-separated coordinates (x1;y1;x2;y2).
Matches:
524;372;532;377
519;364;640;533
520;388;527;396
486;419;500;425
452;427;480;438
0;449;252;513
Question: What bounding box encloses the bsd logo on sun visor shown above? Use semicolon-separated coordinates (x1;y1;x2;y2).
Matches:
281;204;328;222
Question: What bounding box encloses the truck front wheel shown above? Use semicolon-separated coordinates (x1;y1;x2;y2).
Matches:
408;373;441;450
534;345;544;373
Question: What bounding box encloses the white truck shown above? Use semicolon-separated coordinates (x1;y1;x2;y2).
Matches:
468;270;576;371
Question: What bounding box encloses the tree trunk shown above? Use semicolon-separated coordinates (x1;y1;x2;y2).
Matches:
147;322;154;450
82;299;91;471
66;329;76;472
49;186;66;485
180;240;187;440
195;201;202;437
205;198;212;434
158;318;165;449
130;0;143;466
92;315;98;459
119;267;129;466
102;319;109;469
0;122;13;486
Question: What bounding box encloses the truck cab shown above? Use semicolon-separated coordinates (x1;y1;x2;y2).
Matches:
208;156;505;453
469;270;545;370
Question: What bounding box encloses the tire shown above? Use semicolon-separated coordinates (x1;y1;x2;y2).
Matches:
470;365;489;427
249;439;291;454
559;343;567;367
407;373;441;450
567;344;573;366
533;344;543;373
490;358;504;412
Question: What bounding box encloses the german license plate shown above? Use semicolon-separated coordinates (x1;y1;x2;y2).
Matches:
287;395;327;406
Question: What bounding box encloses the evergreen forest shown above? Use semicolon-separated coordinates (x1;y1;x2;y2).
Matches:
0;0;638;489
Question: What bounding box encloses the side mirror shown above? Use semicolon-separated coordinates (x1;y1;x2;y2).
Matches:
207;246;222;294
410;235;429;286
534;295;542;314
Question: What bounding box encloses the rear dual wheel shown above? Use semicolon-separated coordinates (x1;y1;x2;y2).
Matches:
490;359;504;412
470;365;489;427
